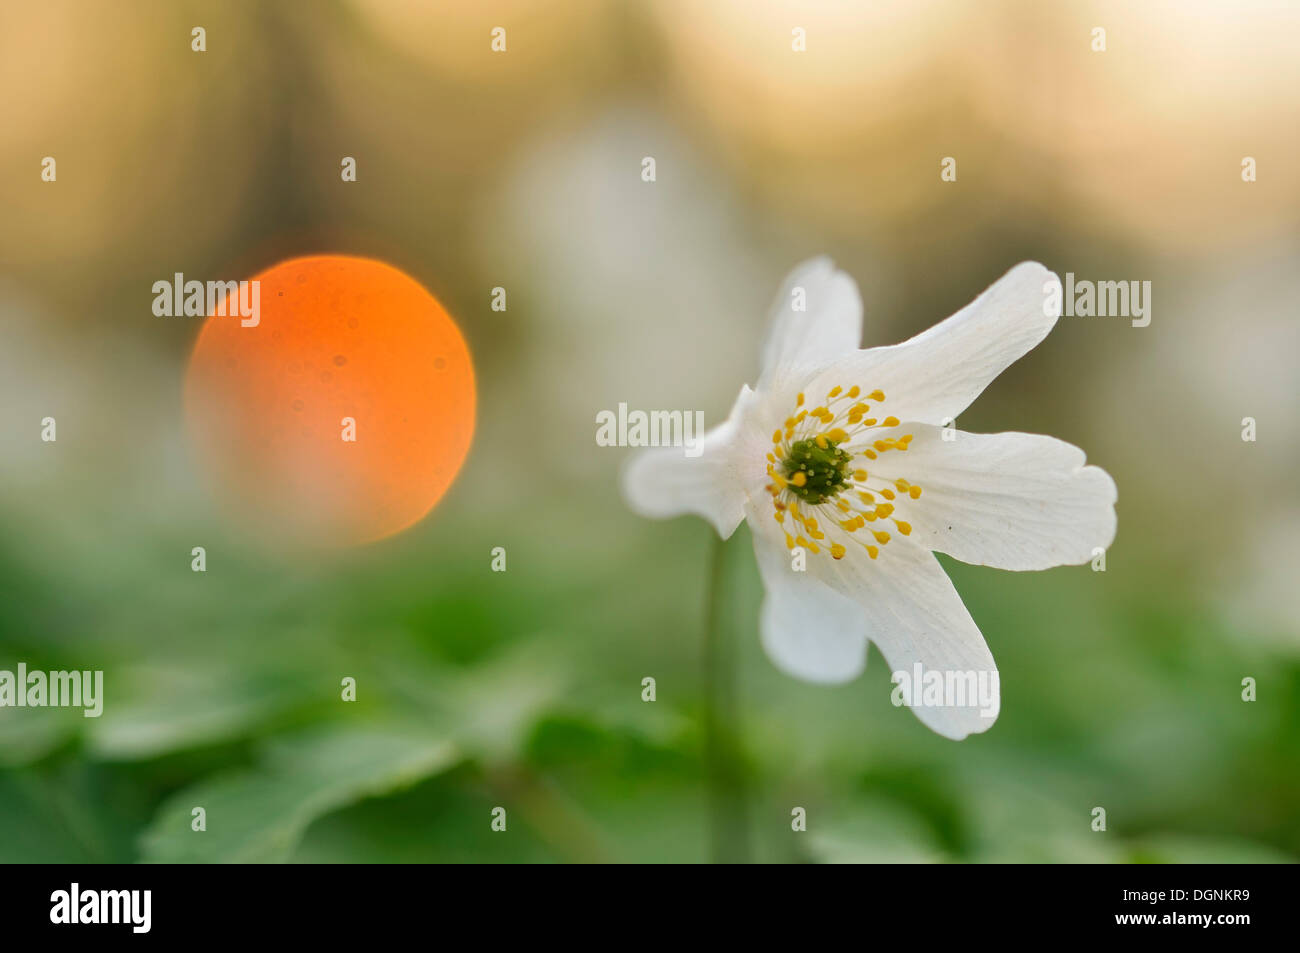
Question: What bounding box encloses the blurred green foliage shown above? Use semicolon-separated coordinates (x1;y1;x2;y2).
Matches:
0;494;1295;863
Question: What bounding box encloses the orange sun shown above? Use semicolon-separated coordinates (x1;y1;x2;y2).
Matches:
184;255;475;545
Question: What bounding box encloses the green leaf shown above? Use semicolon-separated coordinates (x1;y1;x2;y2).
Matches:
138;726;458;863
1127;834;1296;864
0;706;80;767
804;797;950;864
85;663;313;761
0;772;105;862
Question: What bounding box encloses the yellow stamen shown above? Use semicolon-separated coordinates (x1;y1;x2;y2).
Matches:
763;382;924;569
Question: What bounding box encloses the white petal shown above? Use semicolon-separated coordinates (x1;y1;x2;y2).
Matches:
802;261;1059;426
808;539;1000;739
750;513;868;683
868;424;1116;571
621;385;764;538
758;257;863;392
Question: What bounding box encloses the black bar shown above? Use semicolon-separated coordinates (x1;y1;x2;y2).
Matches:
2;862;1283;939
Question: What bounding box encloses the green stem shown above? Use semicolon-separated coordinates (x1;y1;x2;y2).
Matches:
702;531;750;863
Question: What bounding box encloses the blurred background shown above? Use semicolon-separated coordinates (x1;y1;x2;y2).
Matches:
1;0;1297;863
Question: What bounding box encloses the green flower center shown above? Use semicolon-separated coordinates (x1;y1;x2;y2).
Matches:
780;437;852;505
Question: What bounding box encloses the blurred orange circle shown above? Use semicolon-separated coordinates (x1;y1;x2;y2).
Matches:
184;255;475;545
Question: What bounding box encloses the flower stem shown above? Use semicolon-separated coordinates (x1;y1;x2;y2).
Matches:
702;530;750;863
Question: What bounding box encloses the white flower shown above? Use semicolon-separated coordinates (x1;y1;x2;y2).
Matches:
622;259;1117;739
